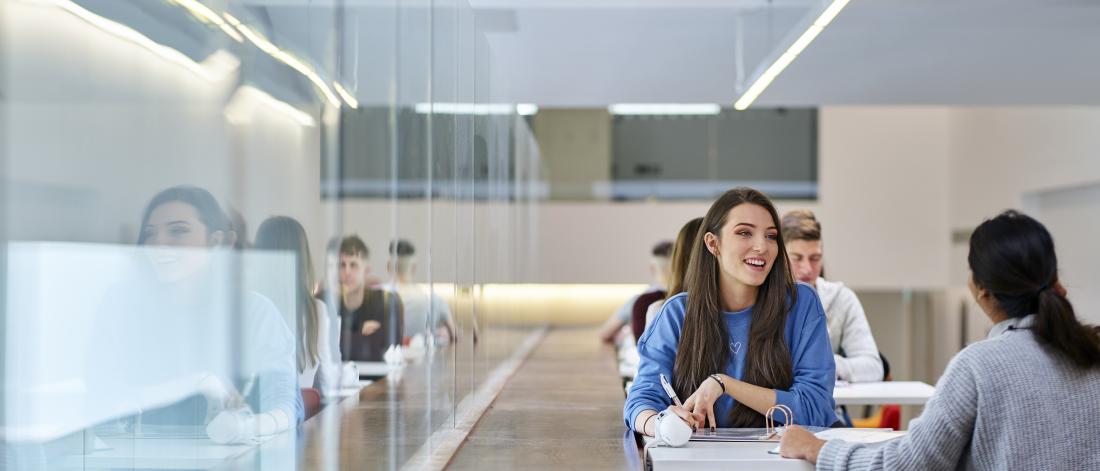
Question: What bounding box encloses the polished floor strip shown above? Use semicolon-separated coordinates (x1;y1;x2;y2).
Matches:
400;326;549;470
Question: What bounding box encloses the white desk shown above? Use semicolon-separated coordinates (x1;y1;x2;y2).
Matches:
619;365;936;407
833;381;935;405
648;429;905;471
58;436;258;470
648;441;811;471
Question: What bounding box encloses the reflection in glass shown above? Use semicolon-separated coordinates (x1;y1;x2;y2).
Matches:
4;0;541;469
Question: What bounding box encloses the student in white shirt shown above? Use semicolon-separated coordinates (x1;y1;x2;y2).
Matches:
781;210;884;383
387;239;456;344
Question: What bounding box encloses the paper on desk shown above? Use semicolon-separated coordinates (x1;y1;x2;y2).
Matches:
815;428;906;443
336;380;372;397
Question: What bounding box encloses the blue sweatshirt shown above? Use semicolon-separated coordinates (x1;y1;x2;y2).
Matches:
624;283;836;430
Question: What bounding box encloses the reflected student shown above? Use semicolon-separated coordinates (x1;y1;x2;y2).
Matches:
322;235;404;362
97;186;302;443
254;217;339;402
387;239;456;345
781;210;1100;470
624;187;837;435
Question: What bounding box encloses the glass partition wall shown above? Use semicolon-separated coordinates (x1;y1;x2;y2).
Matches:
1;0;542;469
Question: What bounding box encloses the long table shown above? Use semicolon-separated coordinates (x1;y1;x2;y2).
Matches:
620;344;936;406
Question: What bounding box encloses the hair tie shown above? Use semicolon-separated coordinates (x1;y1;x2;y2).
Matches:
1036;281;1054;296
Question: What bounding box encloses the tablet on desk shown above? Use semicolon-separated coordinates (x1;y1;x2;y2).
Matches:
690;426;830;443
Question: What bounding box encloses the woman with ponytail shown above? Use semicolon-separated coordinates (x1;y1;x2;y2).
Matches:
624;188;838;436
781;210;1100;470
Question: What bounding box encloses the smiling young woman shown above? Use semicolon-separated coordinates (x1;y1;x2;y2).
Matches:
624;187;838;436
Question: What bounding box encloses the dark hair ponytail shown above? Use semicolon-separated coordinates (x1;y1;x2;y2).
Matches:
968;210;1100;369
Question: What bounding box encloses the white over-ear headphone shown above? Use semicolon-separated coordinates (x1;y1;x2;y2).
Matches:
652;408;692;447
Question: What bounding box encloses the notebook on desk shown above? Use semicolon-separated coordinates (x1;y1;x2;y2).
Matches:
690;426;830;443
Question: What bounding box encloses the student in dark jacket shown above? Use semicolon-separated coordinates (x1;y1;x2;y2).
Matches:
322;235;404;361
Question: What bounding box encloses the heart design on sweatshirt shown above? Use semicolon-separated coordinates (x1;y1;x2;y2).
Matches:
730;341;742;355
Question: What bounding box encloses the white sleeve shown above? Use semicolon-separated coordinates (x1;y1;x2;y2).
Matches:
833;288;884;382
615;294;640;323
644;300;664;332
313;300;339;396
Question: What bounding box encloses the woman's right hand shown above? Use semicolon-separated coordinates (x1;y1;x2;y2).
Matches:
667;406;705;431
681;375;725;430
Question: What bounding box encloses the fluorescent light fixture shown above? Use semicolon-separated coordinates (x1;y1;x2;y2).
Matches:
414;102;527;115
224;85;315;127
733;0;850;111
44;0;237;82
516;104;539;116
168;0;243;42
608;104;721;115
332;82;359;109
225;13;341;107
226;15;277;54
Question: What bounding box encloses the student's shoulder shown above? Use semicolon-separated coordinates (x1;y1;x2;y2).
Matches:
650;293;688;327
662;292;689;314
639;293;687;344
789;282;827;321
793;282;823;309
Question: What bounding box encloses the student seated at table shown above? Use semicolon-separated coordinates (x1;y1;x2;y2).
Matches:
640;217;704;334
782;210;883;383
624;187;837;435
96;186;303;444
386;239;456;344
599;241;672;344
780;210;1100;470
321;235;404;362
254;216;339;403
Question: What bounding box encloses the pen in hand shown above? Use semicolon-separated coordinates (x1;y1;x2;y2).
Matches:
659;373;682;407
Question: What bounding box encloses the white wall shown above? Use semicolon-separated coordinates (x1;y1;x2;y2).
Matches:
817;107;954;290
334;199;828;284
3;1;324;249
946;107;1100;286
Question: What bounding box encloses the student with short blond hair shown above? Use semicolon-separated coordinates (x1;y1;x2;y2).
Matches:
782;210;883;383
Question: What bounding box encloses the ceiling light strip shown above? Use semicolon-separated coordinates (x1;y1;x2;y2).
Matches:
224;13;342;107
414;103;535;115
332;82;359;109
733;0;850;111
608;104;721;115
168;0;243;42
46;0;231;81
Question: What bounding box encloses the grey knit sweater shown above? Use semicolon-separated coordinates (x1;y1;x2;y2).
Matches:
817;314;1100;471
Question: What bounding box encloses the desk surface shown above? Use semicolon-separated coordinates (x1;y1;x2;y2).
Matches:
203;327;541;470
833;381;936;405
619;344;936;406
649;441;811;471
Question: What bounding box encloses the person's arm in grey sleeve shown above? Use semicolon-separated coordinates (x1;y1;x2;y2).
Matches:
817;351;979;470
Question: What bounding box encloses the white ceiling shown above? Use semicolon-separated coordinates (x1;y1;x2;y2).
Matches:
478;0;1100;107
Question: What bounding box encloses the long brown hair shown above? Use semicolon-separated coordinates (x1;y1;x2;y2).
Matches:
674;188;797;427
968;210;1100;369
667;217;704;297
255;216;320;373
